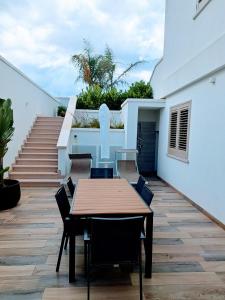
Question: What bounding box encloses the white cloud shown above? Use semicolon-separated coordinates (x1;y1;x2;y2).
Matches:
0;0;165;95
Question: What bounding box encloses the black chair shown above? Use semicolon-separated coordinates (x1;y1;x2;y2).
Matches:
90;168;113;179
85;216;145;300
67;176;76;197
55;186;83;272
140;185;154;207
131;176;146;194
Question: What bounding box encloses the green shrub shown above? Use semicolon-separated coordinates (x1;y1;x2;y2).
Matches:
0;98;15;187
72;116;123;129
89;118;100;128
110;121;124;129
76;81;153;110
126;80;153;98
57;106;66;117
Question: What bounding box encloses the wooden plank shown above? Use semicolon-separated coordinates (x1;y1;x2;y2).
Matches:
71;179;151;216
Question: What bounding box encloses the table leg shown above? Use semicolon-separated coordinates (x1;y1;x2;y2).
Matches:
144;212;153;278
69;233;76;283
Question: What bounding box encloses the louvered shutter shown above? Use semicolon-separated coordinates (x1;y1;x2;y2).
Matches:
168;101;191;161
178;108;189;151
169;111;178;148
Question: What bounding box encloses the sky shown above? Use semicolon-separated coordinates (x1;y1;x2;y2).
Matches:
0;0;165;97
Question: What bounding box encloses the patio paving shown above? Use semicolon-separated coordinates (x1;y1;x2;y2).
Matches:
0;178;225;299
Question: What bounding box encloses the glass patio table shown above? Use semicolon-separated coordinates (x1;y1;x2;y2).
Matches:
69;178;153;282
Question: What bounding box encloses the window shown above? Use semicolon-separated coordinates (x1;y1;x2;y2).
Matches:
168;101;191;161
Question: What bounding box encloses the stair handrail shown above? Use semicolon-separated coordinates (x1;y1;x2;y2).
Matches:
57;96;77;177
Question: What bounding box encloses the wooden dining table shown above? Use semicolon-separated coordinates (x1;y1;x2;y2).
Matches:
69;178;154;283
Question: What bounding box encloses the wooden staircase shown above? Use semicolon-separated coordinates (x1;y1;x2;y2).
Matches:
9;116;64;187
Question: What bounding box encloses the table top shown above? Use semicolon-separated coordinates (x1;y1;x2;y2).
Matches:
70;178;151;216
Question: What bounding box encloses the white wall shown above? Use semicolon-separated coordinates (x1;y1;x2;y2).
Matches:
70;128;125;171
151;0;225;98
0;56;58;169
57;97;77;176
121;99;165;149
157;69;225;224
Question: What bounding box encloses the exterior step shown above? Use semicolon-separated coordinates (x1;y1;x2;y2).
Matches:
9;116;64;187
16;158;58;165
22;147;57;154
29;132;59;139
19;153;57;159
32;125;62;130
25;142;58;147
27;137;58;143
12;165;58;172
9;172;61;179
19;179;61;187
35;120;63;125
36;117;64;123
31;129;60;135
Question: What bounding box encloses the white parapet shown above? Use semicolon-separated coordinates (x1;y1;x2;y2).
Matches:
57;96;77;177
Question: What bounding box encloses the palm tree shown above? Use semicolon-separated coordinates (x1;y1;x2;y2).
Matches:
72;40;143;90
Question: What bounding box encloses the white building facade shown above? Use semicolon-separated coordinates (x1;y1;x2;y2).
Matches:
151;0;225;224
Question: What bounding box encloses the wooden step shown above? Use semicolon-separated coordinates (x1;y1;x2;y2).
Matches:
24;142;58;148
16;158;58;165
36;117;64;123
9;116;64;187
32;125;62;130
35;120;63;125
29;132;59;139
19;153;57;159
31;130;60;135
21;147;57;154
12;165;58;172
19;179;61;187
27;137;58;143
9;172;61;180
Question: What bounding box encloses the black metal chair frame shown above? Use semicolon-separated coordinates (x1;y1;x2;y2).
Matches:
67;176;76;197
90;167;113;179
84;216;145;300
140;185;154;207
131;175;146;194
55;186;83;272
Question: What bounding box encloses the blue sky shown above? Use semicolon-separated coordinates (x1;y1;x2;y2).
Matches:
0;0;165;96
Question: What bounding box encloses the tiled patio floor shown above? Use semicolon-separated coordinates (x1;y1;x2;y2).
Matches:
1;178;225;299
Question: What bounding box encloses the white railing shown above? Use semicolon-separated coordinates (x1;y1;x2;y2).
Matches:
57;96;77;177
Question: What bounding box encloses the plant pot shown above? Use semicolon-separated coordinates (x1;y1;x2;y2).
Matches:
0;179;21;210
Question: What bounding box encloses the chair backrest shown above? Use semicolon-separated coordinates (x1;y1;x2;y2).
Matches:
69;153;92;160
55;186;70;223
67;177;75;197
140;185;154;206
90;168;113;179
89;216;143;264
136;176;146;194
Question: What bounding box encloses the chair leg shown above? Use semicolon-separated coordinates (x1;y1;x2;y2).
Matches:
87;244;90;300
56;231;66;272
139;241;143;300
84;241;87;278
64;233;69;250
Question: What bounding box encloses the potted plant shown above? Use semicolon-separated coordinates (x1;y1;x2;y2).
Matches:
0;98;21;210
57;106;66;117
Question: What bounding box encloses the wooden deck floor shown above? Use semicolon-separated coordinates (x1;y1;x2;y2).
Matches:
1;179;225;299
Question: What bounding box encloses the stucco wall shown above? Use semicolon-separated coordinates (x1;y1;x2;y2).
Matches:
70;128;125;172
157;69;225;223
0;56;58;169
151;0;225;98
